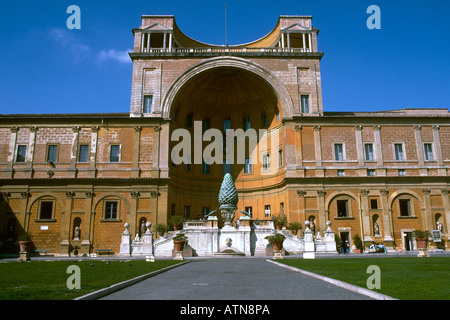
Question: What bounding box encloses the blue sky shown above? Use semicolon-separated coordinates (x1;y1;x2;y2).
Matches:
0;0;449;115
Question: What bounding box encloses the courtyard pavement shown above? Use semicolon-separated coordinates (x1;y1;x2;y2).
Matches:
98;257;374;300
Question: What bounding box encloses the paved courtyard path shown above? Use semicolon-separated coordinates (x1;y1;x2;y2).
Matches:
100;258;372;300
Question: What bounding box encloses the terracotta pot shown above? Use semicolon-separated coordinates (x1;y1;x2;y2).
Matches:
354;249;361;253
173;240;185;252
272;242;283;251
416;238;428;249
19;241;31;252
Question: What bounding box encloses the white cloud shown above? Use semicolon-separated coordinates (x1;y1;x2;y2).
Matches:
97;48;132;64
48;28;131;64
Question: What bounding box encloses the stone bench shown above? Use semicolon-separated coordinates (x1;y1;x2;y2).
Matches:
34;249;50;256
93;249;113;256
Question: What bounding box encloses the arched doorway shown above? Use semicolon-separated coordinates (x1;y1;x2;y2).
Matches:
166;62;286;224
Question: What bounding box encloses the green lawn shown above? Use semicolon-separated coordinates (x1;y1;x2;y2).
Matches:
279;257;450;300
0;259;182;300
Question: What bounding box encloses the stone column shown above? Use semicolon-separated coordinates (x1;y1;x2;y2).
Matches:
89;126;99;178
59;192;75;256
5;127;19;178
317;190;326;233
380;189;394;251
119;223;132;256
297;190;306;227
413;125;426;175
432;125;446;175
314;126;324;177
129;191;140;236
294;125;304;176
19;192;30;236
440;189;450;240
422;189;433;232
373;125;385;176
25;127;38;178
355;126;365;175
70;127;81;178
81;191;94;255
360;190;372;246
132;126;142;178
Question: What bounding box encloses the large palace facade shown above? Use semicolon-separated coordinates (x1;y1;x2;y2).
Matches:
0;15;448;256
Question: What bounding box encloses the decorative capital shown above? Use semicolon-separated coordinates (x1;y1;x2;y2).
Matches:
150;191;160;198
373;125;381;131
154;126;162;132
72;126;81;133
85;191;95;199
432;125;440;131
134;126;142;132
379;189;389;196
441;189;449;195
1;192;11;199
10;127;19;133
29;126;39;133
313;125;321;132
65;191;76;199
21;192;31;199
294;125;302;132
413;125;421;131
130;191;141;199
297;190;306;197
91;126;100;133
317;190;326;197
355;125;363;131
360;189;370;196
422;189;431;195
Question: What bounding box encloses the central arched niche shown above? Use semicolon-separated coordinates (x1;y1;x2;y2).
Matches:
167;66;285;223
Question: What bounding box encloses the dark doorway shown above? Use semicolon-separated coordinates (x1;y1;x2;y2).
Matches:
404;232;414;251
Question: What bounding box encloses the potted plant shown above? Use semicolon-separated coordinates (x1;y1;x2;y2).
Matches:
413;230;431;249
172;233;188;252
18;233;32;252
168;216;185;231
287;221;302;236
272;215;287;230
353;234;363;253
265;233;286;251
154;223;168;238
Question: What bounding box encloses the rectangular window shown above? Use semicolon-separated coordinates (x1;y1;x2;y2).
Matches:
39;200;54;220
337;200;348;217
104;201;118;219
243;117;251;131
370;199;378;209
394;143;405;160
367;169;376;176
143;95;153;113
184;205;190;219
78;145;89;162
201;159;210;174
261;114;268;128
280;202;285;216
185;113;193;128
337;169;345;177
424;143;434;161
203;118;210;131
264;205;271;218
223;119;231;132
365;143;374;161
202;207;210;218
262;153;270;171
334;143;344;161
244;206;252;217
110;145;120;162
278;149;283;168
244;157;253;174
223;161;231;175
301;95;310;113
398;169;406;176
47;145;58;162
16;145;27;162
399;199;410;217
